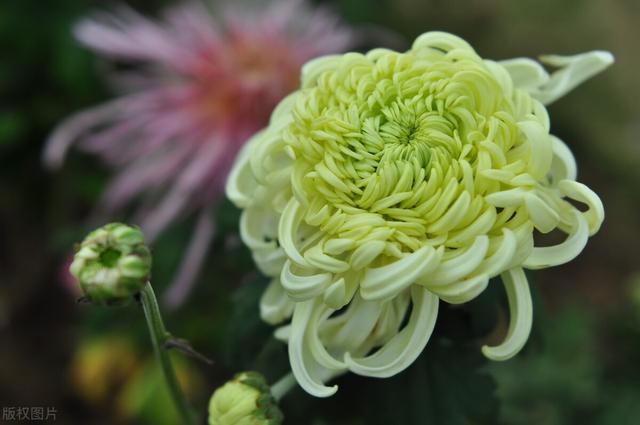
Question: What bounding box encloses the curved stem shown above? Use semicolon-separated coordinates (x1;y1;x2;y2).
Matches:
270;372;297;402
140;282;195;424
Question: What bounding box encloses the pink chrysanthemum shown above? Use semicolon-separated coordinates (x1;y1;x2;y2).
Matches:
45;0;354;307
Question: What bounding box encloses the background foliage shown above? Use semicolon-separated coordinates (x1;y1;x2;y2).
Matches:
1;0;639;423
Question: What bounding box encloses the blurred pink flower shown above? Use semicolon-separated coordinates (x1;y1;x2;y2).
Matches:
45;0;354;308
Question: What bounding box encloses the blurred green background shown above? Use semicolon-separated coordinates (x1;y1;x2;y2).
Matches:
1;0;639;423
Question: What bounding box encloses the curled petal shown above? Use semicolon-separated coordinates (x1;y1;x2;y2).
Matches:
558;179;604;235
240;207;278;252
260;278;294;325
519;120;552;180
307;301;348;370
419;236;489;287
412;31;474;54
304;243;350;273
226;133;263;208
533;51;614;105
323;278;348;309
432;228;516;304
280;259;332;301
320;296;383;352
447;206;497;246
279;198;310;267
525;192;560;234
289;301;339;397
482;267;532;361
253;247;287;277
485;188;528;208
426;191;472;234
270;92;300;129
360;245;441;301
499;58;549;91
524;210;589;269
550;136;577;181
350;240;386;270
344;286;439;377
301;55;345;88
475;228;518;277
435;274;489;305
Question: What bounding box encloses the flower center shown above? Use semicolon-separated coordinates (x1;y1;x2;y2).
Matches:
285;50;521;253
99;248;121;268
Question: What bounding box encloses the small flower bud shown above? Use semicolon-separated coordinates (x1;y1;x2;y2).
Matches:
209;372;283;425
70;223;151;305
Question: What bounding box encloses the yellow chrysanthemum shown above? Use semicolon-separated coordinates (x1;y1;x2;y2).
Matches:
226;32;612;397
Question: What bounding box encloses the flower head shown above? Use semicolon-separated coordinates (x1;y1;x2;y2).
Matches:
227;32;612;397
45;0;354;308
209;372;283;425
71;223;151;304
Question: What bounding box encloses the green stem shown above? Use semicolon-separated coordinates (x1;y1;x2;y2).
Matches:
270;372;297;402
140;282;195;424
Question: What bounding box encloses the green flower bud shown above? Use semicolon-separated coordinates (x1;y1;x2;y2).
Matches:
209;372;283;425
70;223;151;305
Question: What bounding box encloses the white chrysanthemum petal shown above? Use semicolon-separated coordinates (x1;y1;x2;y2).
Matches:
320;297;383;351
270;92;300;128
253;247;287;277
420;236;489;287
550;136;577;181
323;278;347;309
289;301;339;397
360;245;441;301
447;206;497;246
225;134;262;208
279;198;311;267
558;179;605;235
365;48;396;61
499;58;549;91
304;243;350;273
475;228;518;277
240;208;277;251
519;121;553;180
280;259;332;301
250;132;287;185
350;240;386;270
274;325;290;342
307;302;348;370
525;193;560;233
482;267;532;361
426;191;472;234
412;31;474;55
435;274;489;305
524;210;589;269
532;51;614;105
301;55;347;88
260;279;294;325
484;60;514;99
506;222;535;269
324;238;357;255
344;287;438;377
485;188;528;208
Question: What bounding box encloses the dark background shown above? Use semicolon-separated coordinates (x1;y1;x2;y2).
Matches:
1;0;639;423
